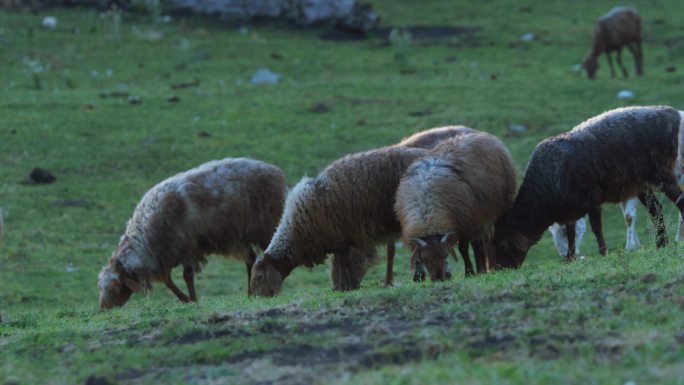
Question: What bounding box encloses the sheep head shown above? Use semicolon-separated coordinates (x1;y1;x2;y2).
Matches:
250;254;287;297
493;222;529;268
582;56;598;79
98;261;143;310
409;233;455;281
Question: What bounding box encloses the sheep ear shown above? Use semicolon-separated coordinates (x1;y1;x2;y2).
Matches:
409;248;419;270
121;273;144;293
410;238;428;247
447;245;459;262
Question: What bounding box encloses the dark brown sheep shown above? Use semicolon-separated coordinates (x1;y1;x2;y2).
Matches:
582;6;643;79
495;106;684;268
395;132;517;280
98;158;286;309
249;145;427;296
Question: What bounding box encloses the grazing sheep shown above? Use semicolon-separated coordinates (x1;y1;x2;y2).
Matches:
388;125;476;283
495;106;684;268
249;145;427;296
582;6;643;79
98;158;286;309
395;132;517;281
549;197;643;257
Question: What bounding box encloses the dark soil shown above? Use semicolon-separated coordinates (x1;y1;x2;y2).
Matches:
105;274;684;384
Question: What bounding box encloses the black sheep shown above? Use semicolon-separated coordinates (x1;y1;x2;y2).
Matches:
495;106;684;267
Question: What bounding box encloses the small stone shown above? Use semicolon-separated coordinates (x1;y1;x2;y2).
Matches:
42;16;57;29
508;123;528;134
30;167;56;184
520;32;535;41
251;68;281;85
617;90;635;99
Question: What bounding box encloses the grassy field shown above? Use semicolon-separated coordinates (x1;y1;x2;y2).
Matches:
1;0;684;383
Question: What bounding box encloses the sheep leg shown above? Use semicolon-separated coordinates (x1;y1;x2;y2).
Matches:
605;52;616;78
182;265;197;302
616;48;629;78
330;249;360;291
574;217;587;255
627;43;643;76
677;213;684;243
458;241;475;277
385;241;395;287
620;198;641;250
636;42;643;76
164;274;191;303
638;191;667;248
565;223;576;261
660;181;684;234
472;240;486;274
587;206;607;255
245;248;257;295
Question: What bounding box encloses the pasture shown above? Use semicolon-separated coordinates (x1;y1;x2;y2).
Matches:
1;0;684;383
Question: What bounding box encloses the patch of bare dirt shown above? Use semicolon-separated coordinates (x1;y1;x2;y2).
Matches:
108;275;684;384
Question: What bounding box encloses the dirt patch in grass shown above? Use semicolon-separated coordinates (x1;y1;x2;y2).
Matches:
105;273;684;384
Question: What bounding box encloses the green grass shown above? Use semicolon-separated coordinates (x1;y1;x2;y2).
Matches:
1;1;684;383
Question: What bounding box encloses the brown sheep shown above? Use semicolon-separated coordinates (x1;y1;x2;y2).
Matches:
383;125;477;284
394;132;517;280
495;106;684;268
582;6;643;79
98;158;286;309
249;145;427;296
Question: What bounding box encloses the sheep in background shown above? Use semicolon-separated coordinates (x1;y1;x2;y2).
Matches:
549;197;644;257
495;106;684;268
582;6;643;79
249;145;427;296
395;132;516;280
98;158;286;309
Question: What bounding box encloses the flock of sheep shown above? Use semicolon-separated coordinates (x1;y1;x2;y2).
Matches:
94;6;684;308
98;105;684;308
